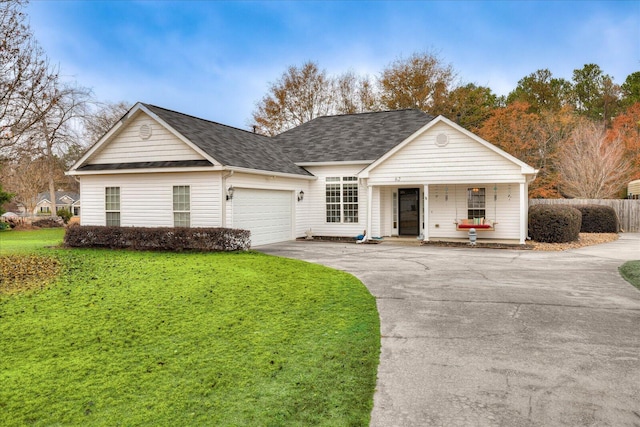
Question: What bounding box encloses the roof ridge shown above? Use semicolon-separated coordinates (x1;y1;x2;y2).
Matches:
142;103;272;139
313;108;428;119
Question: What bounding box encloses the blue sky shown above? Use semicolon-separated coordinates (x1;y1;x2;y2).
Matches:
27;0;639;130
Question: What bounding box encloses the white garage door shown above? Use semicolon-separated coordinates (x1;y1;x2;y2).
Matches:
233;189;293;246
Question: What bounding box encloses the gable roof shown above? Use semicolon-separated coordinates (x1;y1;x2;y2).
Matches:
72;103;312;177
141;104;312;176
37;191;79;205
360;115;538;177
273;109;434;163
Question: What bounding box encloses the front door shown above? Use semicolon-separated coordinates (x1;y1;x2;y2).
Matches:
399;188;420;235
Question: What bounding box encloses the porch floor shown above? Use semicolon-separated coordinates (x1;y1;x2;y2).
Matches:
380;236;525;247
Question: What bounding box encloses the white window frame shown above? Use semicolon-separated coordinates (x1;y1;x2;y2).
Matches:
173;185;190;227
105;187;120;226
326;177;359;223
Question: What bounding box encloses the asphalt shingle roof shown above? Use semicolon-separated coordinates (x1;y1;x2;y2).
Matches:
81;104;435;176
273;109;435;163
143;104;312;176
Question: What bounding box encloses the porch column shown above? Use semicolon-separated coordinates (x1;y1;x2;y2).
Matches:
423;184;429;241
519;182;527;244
367;184;373;239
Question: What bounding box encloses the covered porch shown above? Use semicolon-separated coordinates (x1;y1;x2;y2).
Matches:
364;181;530;244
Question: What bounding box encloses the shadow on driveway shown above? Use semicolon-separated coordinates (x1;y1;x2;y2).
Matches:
259;234;640;427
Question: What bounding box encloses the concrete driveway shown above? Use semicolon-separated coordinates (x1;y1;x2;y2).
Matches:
259;234;640;427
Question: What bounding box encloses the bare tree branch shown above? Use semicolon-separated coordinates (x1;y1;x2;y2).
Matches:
559;121;631;198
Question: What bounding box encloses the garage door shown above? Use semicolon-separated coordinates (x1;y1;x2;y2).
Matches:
233;189;293;246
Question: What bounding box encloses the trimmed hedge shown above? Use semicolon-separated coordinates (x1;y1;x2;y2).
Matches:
32;217;65;228
64;225;251;252
574;204;619;233
529;204;582;243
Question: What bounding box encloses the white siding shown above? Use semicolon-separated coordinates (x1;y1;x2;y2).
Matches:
89;112;206;164
303;165;368;238
368;122;525;185
79;172;222;227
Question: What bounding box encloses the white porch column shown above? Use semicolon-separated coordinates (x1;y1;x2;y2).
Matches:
519;182;527;244
423;184;429;241
367;184;373;238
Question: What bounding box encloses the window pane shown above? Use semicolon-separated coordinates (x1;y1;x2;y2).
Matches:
105;187;120;211
467;188;485;219
106;212;120;226
174;212;190;227
326;181;341;222
173;186;190;211
326;204;341;223
325;177;359;223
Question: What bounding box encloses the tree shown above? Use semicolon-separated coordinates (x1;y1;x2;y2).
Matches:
251;61;334;136
620;72;640;108
334;72;378;115
477;102;578;198
558;121;631;198
608;102;640;181
84;100;131;145
1;155;49;215
507;69;572;113
378;51;456;112
20;81;91;215
0;183;12;214
0;0;58;153
572;64;620;125
436;83;498;131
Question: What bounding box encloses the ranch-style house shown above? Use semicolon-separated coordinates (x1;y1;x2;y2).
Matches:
68;103;538;246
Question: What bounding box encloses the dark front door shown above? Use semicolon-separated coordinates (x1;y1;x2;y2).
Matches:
399;188;420;235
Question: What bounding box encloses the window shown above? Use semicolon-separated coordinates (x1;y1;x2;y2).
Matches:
39;206;50;213
105;187;120;226
467;187;485;219
173;185;190;227
326;177;358;223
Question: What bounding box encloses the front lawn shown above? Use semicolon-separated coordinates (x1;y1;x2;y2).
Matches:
0;230;380;426
620;260;640;290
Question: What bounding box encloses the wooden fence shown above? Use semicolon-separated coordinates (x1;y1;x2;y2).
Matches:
529;199;640;232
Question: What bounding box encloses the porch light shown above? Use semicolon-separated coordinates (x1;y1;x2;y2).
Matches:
226;186;235;201
297;190;304;202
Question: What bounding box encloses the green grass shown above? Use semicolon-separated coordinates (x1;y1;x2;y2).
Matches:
0;230;380;426
620;260;640;290
0;228;65;254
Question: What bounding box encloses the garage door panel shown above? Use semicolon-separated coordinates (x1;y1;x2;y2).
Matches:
233;189;292;246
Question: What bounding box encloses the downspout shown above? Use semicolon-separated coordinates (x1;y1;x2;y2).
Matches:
222;170;234;228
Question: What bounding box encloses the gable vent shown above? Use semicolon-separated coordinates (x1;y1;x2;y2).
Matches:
139;123;152;140
435;132;449;147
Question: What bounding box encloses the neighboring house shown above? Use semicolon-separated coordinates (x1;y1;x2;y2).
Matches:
35;191;80;216
629;179;640;199
68;103;537;246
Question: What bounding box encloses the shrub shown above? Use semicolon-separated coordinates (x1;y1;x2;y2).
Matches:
57;208;72;224
0;222;9;231
528;204;582;243
64;225;251;252
574;204;619;233
32;217;65;228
